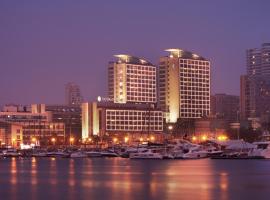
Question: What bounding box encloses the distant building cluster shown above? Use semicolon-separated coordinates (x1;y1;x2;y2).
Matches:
1;44;270;146
240;43;270;129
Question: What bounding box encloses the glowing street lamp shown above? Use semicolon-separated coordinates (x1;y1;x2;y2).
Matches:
32;137;37;143
201;135;207;141
124;136;129;143
217;135;228;141
88;138;92;143
139;137;143;142
150;136;155;141
168;125;173;130
69;137;75;146
113;137;118;143
51;137;56;145
192;136;197;142
12;138;16;147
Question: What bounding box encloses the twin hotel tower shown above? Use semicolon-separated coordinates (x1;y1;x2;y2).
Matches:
0;49;211;147
82;49;210;142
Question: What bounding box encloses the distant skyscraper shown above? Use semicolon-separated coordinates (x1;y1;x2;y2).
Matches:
247;43;270;76
159;49;210;123
108;55;157;104
241;43;270;120
65;82;83;106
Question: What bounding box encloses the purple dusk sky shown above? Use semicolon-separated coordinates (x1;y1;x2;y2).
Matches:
0;0;270;106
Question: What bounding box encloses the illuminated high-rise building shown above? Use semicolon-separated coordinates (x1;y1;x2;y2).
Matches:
65;82;83;106
82;55;163;141
159;49;211;123
108;55;157;104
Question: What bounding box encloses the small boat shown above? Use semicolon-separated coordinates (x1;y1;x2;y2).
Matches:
70;151;87;158
46;151;70;158
248;141;270;159
211;152;263;159
85;151;102;157
101;150;119;157
172;150;185;159
2;149;21;157
32;152;47;157
207;150;224;158
182;147;208;159
162;152;174;159
119;147;148;158
130;149;163;159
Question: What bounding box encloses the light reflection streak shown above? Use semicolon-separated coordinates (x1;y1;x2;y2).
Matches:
220;172;228;200
165;159;214;199
68;159;75;187
31;157;37;199
10;157;17;185
10;157;17;200
49;157;57;185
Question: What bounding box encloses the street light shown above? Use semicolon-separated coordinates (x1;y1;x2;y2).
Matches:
217;135;228;141
113;137;118;143
150;136;155;141
124;136;129;143
69;137;75;146
32;137;37;143
51;137;56;145
192;136;197;142
201;135;207;141
12;138;16;147
168;125;173;130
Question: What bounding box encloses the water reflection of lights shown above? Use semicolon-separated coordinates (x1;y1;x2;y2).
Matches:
49;157;57;185
31;157;37;185
68;159;75;187
10;157;17;185
164;159;214;199
220;172;228;200
31;157;38;200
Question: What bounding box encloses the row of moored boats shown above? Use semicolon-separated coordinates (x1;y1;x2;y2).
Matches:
1;139;270;159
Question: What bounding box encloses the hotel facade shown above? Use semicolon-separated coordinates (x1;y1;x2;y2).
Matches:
108;55;157;104
82;55;163;142
82;102;163;141
159;49;211;123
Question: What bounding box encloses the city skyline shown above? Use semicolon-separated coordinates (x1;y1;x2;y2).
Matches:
1;1;270;105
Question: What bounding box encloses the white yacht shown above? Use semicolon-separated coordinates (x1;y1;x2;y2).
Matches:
85;151;102;157
129;149;163;159
32;150;47;157
248;142;270;159
182;146;208;159
2;149;21;157
70;151;87;158
101;150;119;157
46;151;70;158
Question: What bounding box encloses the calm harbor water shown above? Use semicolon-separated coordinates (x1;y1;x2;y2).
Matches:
0;158;270;200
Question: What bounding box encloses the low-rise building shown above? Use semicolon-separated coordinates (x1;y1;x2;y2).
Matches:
0;104;65;145
0;121;23;148
45;104;82;142
82;102;163;143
